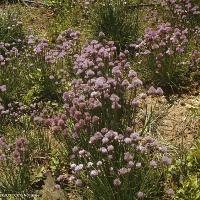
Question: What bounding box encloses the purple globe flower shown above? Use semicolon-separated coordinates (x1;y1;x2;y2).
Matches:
137;191;145;198
162;156;172;165
113;178;121;187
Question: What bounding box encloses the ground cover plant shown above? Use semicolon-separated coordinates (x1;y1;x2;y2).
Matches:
0;0;199;199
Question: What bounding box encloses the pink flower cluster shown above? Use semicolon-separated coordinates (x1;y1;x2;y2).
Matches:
43;113;67;135
0;137;28;164
28;29;80;65
165;0;200;20
189;50;200;70
0;42;20;66
0;84;6;92
59;39;162;137
44;38;171;198
0;101;26;120
65;132;173;199
132;23;188;69
0;97;57;126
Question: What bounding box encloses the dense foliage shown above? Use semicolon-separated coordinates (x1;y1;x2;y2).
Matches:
0;0;199;199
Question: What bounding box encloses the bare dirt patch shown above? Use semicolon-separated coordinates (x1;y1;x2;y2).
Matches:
157;95;200;149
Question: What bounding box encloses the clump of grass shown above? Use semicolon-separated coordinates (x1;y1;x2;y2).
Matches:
0;7;26;50
91;0;140;51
